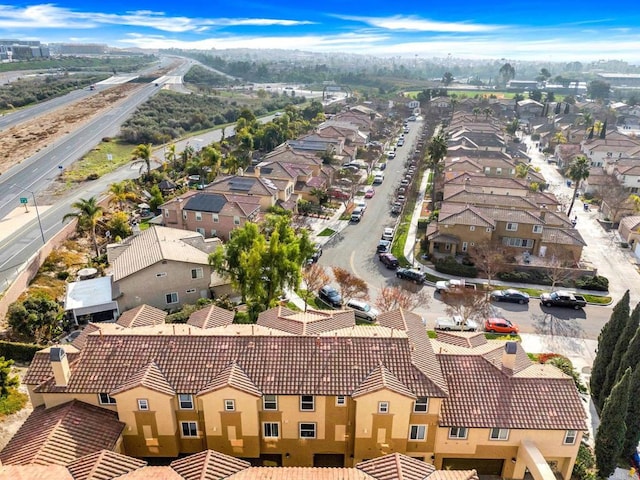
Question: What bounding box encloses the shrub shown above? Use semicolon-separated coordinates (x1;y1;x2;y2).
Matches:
575;275;609;292
56;271;70;280
0;341;44;362
417;217;430;229
573;443;597;480
434;256;478;277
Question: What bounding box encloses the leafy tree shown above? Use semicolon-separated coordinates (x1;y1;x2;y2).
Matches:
108;180;136;210
107;211;132;240
499;63;515;86
375;286;430;312
623;366;640;458
617;320;640;384
441;72;454;86
7;295;63;343
426;132;448;206
472;107;481;120
529;89;543;102
588;80;611;100
595;368;631;478
149;185;164;212
131;143;153;179
0;357;18;398
301;264;330;312
505;118;520;136
62;196;104;258
482;107;492;119
332;267;369;301
590;291;630;410
552;132;567;146
515;163;530;179
566;156;590;217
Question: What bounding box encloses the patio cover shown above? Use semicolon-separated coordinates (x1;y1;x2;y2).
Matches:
65;276;119;323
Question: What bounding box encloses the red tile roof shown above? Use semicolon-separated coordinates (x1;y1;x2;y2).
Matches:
197;361;262;397
71;324;101;350
116;466;184;479
170;449;251;479
110;361;175;396
66;450;146;480
352;364;416;399
357;453;435;480
0;464;74;479
227;467;373;479
257;307;356;335
116;305;167;328
0;400;125;466
187;304;235;329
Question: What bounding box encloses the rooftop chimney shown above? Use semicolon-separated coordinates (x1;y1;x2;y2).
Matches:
50;347;70;387
502;341;518;372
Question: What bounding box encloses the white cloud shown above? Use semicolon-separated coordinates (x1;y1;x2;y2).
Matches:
337;14;500;32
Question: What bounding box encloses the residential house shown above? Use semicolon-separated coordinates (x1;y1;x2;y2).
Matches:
17;308;585;479
516;99;544;119
580;167;610;195
613;163;640;193
160;190;261;240
204;175;282;211
448;131;507;152
580;131;640;167
107;226;228;311
555;144;582;169
618;216;640;251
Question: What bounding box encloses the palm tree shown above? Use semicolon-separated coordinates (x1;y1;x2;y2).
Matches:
566;156;591;216
108;181;136;210
582;112;594;131
310;187;327;206
426;132;448;206
515;163;530;179
62;197;104;258
482;107;493;119
472;107;481;121
131;143;153;179
164;144;177;170
552;132;567;146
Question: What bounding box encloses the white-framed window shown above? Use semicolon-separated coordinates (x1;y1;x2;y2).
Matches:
182;211;188;220
156;272;167;278
186;288;196;294
178;394;194;410
484;167;491;174
300;395;315;411
378;401;389;414
564;429;577;445
212;213;219;223
191;267;203;279
409;425;427;440
506;222;518;231
490;428;509;440
263;394;277;411
181;421;198;438
98;393;116;405
195;211;202;221
336;395;346;406
164;209;169;218
224;399;235;411
137;399;149;411
263;422;280;438
233;216;241;225
166;292;178;304
510;168;516;175
413;397;428;413
496;167;502;175
299;422;316;439
462;242;468;252
533;225;543;233
502;237;534;248
449;427;468;439
210;229;217;237
469;226;475;231
196;227;205;235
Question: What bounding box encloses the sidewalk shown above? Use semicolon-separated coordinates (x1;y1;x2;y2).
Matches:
0;205;52;243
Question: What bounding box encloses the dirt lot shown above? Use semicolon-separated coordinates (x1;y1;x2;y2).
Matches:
0;83;143;176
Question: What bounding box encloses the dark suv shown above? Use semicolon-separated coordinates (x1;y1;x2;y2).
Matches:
396;268;427;284
379;253;400;269
318;285;343;308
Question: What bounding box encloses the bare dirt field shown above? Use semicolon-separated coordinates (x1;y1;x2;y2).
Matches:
0;83;143;176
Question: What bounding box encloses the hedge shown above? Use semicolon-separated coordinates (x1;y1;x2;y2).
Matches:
574;275;609;292
497;270;610;291
434;256;478;277
0;340;44;362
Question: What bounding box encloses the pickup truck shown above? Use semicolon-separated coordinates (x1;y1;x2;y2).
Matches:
539;291;587;309
435;279;477;294
434;315;479;332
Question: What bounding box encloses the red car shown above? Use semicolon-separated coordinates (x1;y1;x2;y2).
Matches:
484;317;519;334
364;188;375;198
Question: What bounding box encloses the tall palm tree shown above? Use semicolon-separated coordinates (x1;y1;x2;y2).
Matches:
62;197;104;257
131;143;153;179
482;107;493;119
515;163;531;179
566;156;591;217
426;131;448;206
108;181;136;210
164;143;177;170
472;107;481;121
582;112;594;131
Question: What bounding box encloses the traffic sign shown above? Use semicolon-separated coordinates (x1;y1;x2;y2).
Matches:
19;197;28;204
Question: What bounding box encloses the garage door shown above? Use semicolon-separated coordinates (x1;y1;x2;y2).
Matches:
314;454;345;467
442;458;504;475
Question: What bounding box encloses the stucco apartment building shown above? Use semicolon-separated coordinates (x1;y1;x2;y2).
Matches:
14;306;585;480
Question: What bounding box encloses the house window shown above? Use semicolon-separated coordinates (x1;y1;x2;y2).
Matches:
506;222;518;231
263;422;280;438
564;430;578;445
156;272;167;278
533;225;543;234
449;427;468;439
181;421;198;438
413;397;429;413
484;167;491;174
486;227;492;232
496;168;502;175
195;211;202;221
409;425;427;440
137;399;149;411
510;169;516;175
469;226;475;231
178;394;194;410
164;209;169;218
186;288;196;294
336;396;346;406
182;211;188;220
300;395;315;411
212;213;219;223
98;393;116;405
233;216;241;225
299;422;317;438
224;399;235;411
503;237;534;248
263;395;277;411
378;401;389;414
490;428;509;440
191;267;203;279
210;229;217;237
462;242;468;252
196;227;205;235
166;292;179;305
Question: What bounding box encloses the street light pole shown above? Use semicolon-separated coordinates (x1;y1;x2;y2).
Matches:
13;185;45;244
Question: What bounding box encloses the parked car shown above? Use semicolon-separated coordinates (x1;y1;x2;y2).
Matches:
364;188;375;198
435;279;477;294
350;207;365;223
373;173;385;185
387;151;396;159
434;315;479;332
489;289;530;304
382;227;395;241
379;252;400;269
318;285;343;308
377;239;391;253
540;291;587;309
378;162;387;170
346;299;380;322
396;268;426;284
354;200;367;212
391;202;403;215
484;317;519;334
307;245;323;265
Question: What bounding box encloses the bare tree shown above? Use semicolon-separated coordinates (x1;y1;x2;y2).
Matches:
375;286;431;312
467;240;512;286
332;266;369;301
444;289;491;326
301;264;330;312
543;244;577;290
594;175;634;222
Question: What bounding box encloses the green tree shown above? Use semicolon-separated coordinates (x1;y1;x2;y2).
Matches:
107;211;132;240
7;295;63;343
108;180;136;210
0;357;18;397
623;366;640;458
472;107;481;120
595;368;631;478
62;196;104;258
442;72;454;86
618;322;640;383
499;63;515;87
590;291;630;410
131;143;153;179
149;185;164;212
588;80;611;100
566;155;591;217
426;131;448;206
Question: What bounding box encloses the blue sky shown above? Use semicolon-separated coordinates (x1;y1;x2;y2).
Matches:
2;1;640;62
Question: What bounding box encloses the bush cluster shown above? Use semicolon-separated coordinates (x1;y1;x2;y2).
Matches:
497;269;609;291
575;275;609;291
0;341;44;362
433;256;478;277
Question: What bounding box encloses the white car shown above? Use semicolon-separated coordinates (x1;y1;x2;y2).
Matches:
382;227;395;241
346;299;380;322
434;315;479;332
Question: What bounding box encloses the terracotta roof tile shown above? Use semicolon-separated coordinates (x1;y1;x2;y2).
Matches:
110;361;175;396
352;363;416;399
227;467;374;479
434;332;488;349
256;307;356;335
66;450;146;480
0;464;74;479
357;452;436;480
115;466;184;479
197;361;262;397
0;400;125;466
170;449;251;479
71;324;101;350
187;305;235;329
24;347;80;385
116;305;167;328
429;470;479;480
